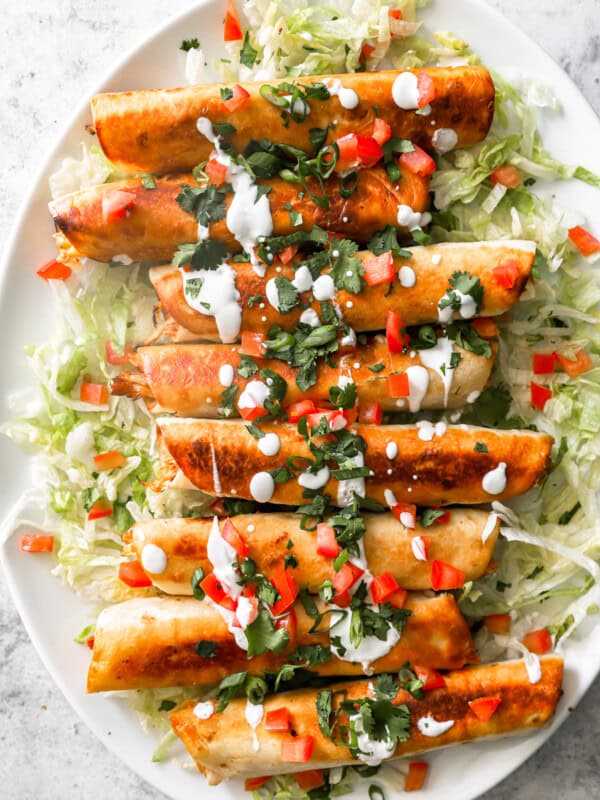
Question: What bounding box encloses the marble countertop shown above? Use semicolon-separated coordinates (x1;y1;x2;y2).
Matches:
1;1;599;798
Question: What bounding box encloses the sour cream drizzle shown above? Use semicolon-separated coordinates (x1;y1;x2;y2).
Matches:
245;700;264;752
482;462;508;495
182;264;242;343
336;452;366;506
140;543;168;574
326;78;360;109
419;336;456;406
417;715;455;737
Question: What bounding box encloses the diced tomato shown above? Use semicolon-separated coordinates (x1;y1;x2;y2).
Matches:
264;707;291;732
240;331;266;358
371;572;400;604
405;761;428;792
532;353;557;375
372;118;392;146
358;42;375;68
334;134;383;171
356;135;384;168
358;402;383;425
201;573;232;606
105;341;134;365
276;607;298;645
102;189;136;223
522;627;553;655
286;399;317;422
492;259;520;290
88;499;113;521
399;143;436;176
389;9;403;19
244;777;271;791
295;770;325;791
316;523;340;558
221;518;249;558
281;736;314;763
93;450;127;471
491;164;522;188
386;310;410;353
568;225;600;257
37;259;72;281
223;0;243;41
388;372;410;398
469;696;502;721
118;559;152;587
333;589;352;608
484;613;511;634
430;559;465;590
239;405;267;421
333;561;364;599
391;502;417;529
414;665;446;691
80;382;108;405
470;318;499;339
205;158;228;188
223;83;250;112
277;244;299;265
555;349;593;377
411;534;430;561
387;588;408;608
530;380;552;411
20;534;54;553
86;636;95;650
363;251;395;285
270;566;299;616
417;70;437;108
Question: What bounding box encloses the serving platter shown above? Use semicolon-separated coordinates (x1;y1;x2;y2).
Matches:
2;1;600;798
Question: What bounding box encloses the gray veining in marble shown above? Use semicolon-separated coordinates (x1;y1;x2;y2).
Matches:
1;1;600;798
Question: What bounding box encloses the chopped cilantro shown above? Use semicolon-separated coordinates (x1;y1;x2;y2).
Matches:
245;609;290;658
180;38;200;51
141;174;157;190
239;32;258;69
176;183;227;227
420;508;447;527
195;640;218;658
174;239;228;271
474;441;489;452
368;362;385;373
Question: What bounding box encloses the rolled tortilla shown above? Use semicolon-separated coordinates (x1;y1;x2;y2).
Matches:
91;67;495;174
49;164;429;265
112;337;496;416
125;510;500;595
86;593;477;692
170;656;564;784
156;419;553;506
148;240;535;342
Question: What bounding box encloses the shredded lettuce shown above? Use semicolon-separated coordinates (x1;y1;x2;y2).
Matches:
216;0;427;80
49;142;115;200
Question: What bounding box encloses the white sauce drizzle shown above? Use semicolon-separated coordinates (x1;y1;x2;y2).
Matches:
391;72;420;109
238;379;270;410
257;432;281;457
386;442;398;460
405;365;430;413
313;274;336;301
292;265;314;293
432;127;458;154
419;336;456;406
481;512;499;543
417;715;455;737
219;364;235;388
524;651;542;684
298;466;330;490
193;701;215;720
467;390;481;403
397;204;427;231
431;253;442;265
327;78;360;109
416;420;448;442
300;308;320;327
250;472;275;503
182;264;242;343
482;462;507;495
140;543;168;574
411;536;428;560
398;265;416;288
350;712;395;766
265;278;283;311
384;489;398;508
207;516;241;598
245;701;264;753
336;452;366;506
210;443;222;494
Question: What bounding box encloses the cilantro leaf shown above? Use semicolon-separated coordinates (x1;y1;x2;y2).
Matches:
176;184;227;227
195;640;218;658
240;32;258;69
174;239;228;271
368;225;412;258
245;609;289;657
420;508;447;527
238;355;258;378
329;239;364;294
180;38;200;51
274;276;300;313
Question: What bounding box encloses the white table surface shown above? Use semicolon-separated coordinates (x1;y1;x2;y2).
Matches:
1;1;599;798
